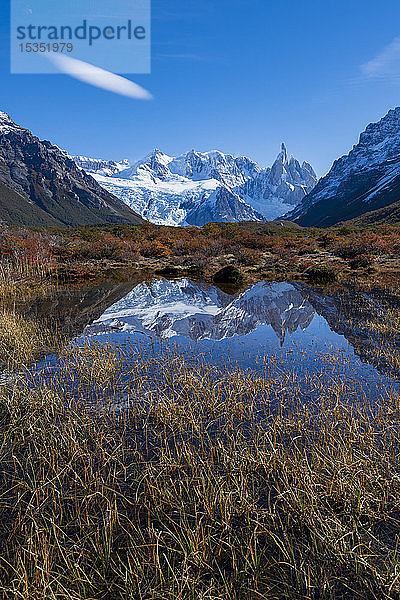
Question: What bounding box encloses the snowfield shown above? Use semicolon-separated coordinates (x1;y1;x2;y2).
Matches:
73;145;317;226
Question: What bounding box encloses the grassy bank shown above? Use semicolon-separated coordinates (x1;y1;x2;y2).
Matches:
0;333;400;598
2;221;400;286
2;229;400;598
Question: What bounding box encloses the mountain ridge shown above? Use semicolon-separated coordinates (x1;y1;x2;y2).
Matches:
73;144;317;226
283;107;400;227
0;111;143;227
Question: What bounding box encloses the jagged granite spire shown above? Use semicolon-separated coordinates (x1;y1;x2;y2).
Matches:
72;144;318;225
280;142;288;164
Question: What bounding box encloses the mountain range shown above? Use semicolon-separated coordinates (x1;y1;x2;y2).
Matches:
72;145;317;226
83;279;315;345
4;105;400;229
285;107;400;227
0;112;143;227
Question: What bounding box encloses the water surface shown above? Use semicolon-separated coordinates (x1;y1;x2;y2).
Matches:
76;279;400;391
24;278;400;402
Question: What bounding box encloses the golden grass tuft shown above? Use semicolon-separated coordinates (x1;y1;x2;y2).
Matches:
0;309;62;369
0;340;399;599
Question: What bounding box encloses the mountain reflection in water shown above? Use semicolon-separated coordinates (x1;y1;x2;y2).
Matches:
21;277;400;404
83;280;316;346
75;279;399;390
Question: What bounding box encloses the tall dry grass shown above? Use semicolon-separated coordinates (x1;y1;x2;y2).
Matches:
0;309;63;370
0;339;399;599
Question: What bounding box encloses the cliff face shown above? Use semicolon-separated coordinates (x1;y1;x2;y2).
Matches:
284;107;400;227
0;112;143;227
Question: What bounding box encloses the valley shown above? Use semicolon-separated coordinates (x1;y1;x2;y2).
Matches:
4;2;400;597
3;105;400;600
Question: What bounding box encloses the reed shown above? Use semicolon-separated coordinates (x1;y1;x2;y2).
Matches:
0;256;54;282
0;309;63;370
0;338;399;599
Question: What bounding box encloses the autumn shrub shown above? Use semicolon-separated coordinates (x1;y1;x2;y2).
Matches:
306;264;337;282
240;233;271;250
272;247;297;262
295;240;318;255
236;247;263;265
201;222;222;238
318;233;337;249
199;237;238;257
172;237;205;256
118;243;142;262
337;225;354;235
349;254;375;269
333;233;391;258
140;240;171;258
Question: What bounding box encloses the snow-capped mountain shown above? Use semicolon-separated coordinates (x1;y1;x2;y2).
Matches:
284;107;400;226
83;279;316;345
72;145;317;226
0;111;143;227
73;156;130;177
0;111;25;132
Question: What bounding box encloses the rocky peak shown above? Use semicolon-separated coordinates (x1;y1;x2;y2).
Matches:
134;148;172;181
270;142;291;185
280;142;288;164
359;107;400;142
282;105;400;226
0;111;25;132
0;112;15;125
0;110;143;226
300;161;318;187
170;149;261;186
342;108;400;169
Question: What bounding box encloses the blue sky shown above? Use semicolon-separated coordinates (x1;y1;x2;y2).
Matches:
2;0;400;176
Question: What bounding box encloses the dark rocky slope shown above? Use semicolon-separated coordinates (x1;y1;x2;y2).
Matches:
0;112;143;227
284;107;400;227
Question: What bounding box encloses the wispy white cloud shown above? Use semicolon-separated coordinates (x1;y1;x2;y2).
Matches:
48;54;153;100
361;37;400;79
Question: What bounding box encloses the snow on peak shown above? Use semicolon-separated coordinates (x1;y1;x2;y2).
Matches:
0;111;24;132
71;156;131;177
283;105;400;224
145;148;172;163
114;149;173;182
72;144;317;226
0;112;13;125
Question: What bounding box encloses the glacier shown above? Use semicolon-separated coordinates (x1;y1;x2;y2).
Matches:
72;144;317;226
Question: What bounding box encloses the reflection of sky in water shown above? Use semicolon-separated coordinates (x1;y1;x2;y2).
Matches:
69;279;397;397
